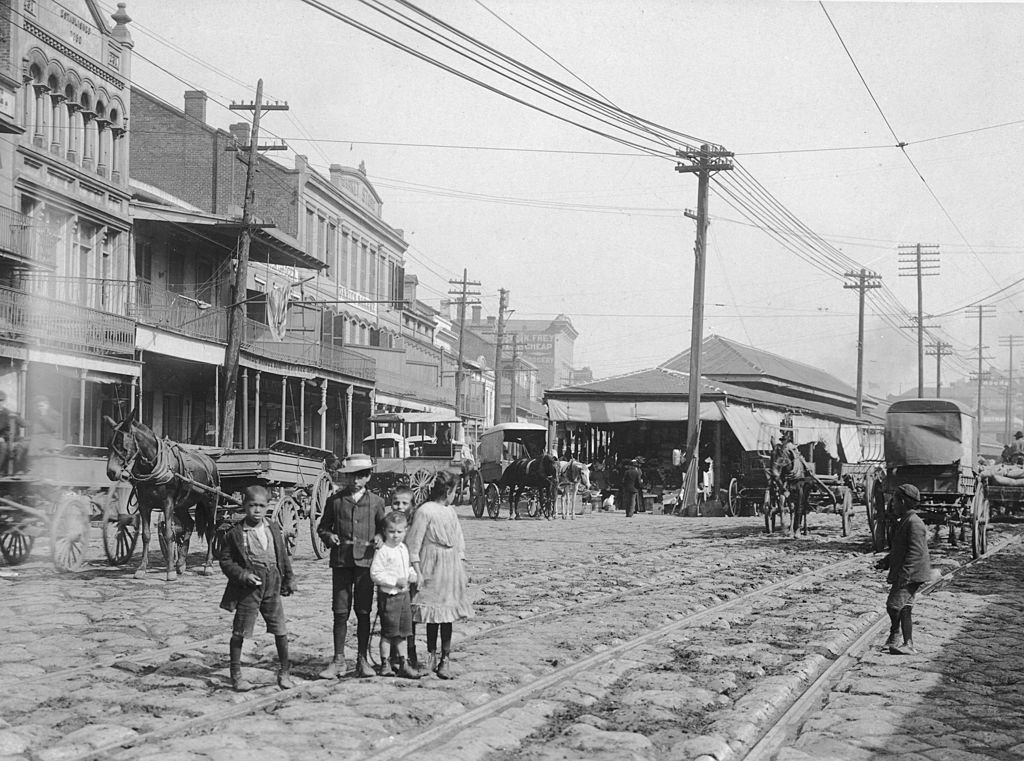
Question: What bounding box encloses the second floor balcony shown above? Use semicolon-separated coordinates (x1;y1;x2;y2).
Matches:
244;318;375;382
0;206;42;267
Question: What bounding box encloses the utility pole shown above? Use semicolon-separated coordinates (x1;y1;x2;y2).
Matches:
675;143;733;498
999;335;1023;441
448;269;481;439
219;80;288;447
843;269;882;416
509;335;518;423
898;244;940;397
493;288;509;424
966;305;996;454
925;341;954;398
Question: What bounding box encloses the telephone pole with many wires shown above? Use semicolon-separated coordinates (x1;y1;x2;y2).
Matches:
925;341;954;399
966;305;996;454
448;269;481;437
999;335;1024;441
898;244;940;397
843;269;881;416
220;80;288;447
509;335;518;423
493;288;509;424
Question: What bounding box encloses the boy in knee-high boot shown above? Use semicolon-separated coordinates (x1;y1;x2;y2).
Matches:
875;484;931;656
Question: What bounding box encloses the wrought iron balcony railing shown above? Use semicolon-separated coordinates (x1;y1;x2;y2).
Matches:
243;318;375;382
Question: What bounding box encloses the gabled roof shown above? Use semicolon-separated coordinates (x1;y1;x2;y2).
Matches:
660;334;856;399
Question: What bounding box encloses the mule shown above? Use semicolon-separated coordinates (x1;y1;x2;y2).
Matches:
767;440;811;537
498;453;557;519
105;410;219;581
555;458;591;520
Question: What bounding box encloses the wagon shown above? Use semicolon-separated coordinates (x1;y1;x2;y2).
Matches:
364;412;470;506
0;445;133;572
472;422;549;519
726;450;773;519
868;399;986;557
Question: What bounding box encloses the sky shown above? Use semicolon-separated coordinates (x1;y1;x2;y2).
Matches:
108;0;1024;396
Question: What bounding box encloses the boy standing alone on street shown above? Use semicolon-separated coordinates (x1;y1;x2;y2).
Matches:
876;483;932;655
219;485;296;691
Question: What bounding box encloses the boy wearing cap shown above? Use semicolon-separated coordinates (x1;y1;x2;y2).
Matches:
317;453;387;679
876;483;932;655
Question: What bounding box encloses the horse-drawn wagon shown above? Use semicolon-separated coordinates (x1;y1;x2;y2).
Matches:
363;412;471;506
868;399;986;557
472;422;554;519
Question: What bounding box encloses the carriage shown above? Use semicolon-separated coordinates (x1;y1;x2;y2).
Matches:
363;412;471;506
471;422;550;519
867;399;987;557
0;445;134;572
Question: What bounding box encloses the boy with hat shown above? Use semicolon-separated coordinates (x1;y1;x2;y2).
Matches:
875;483;932;655
317;453;387;678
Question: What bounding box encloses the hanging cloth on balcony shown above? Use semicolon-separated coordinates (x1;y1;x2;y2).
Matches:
266;284;289;342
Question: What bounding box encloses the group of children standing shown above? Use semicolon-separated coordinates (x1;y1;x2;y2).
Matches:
219;455;472;691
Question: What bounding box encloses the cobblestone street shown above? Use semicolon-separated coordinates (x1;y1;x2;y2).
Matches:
0;505;1020;761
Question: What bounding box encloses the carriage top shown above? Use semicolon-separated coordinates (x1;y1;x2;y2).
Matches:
884;398;975;468
479;423;548;462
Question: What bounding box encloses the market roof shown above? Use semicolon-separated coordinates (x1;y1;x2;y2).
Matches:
660;335;857;400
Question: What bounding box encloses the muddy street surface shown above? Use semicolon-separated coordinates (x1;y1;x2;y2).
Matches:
0;506;1020;761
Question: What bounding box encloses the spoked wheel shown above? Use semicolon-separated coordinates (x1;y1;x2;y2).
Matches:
470;471;486;518
102;484;139;566
971;488;989;559
0;524;33;566
867;481;888;552
274;495;300;557
840;487;854;538
409;469;433;506
485;483;501;519
309;473;334;559
726;478;739;517
51;493;92;572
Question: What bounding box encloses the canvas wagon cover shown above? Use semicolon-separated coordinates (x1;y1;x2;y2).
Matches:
885;400;974;466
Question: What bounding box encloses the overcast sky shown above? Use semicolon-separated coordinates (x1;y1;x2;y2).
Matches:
113;0;1024;395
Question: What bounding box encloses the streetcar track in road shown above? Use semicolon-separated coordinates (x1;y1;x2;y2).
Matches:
738;531;1024;761
59;550;873;761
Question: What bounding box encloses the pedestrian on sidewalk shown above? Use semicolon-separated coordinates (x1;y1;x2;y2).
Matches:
370;510;420;679
876;483;932;655
219;485;296;691
317;453;387;679
405;470;473;679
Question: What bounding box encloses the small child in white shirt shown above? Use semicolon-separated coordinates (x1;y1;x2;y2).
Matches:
369;510;419;678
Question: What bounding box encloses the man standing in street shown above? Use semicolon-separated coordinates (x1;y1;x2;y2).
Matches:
620;458;643;518
876;483;932;655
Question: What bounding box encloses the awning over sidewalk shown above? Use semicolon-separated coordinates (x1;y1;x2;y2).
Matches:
793;415;840;458
717;404;785;452
546;398;722;423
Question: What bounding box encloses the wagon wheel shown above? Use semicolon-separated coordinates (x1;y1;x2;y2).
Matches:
971;488;989;559
470;471;485;518
270;495;300;557
102;484;139;566
51;493;92;572
839;486;854;538
409;469;433;506
309;472;334;559
0;516;33;566
763;488;773;534
726;478;739;517
867;480;888;552
485;483;501;519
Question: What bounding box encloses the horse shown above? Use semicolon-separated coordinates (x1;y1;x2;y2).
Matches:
104;410;220;581
767;440;811;537
498;453;558;520
555;458;592;519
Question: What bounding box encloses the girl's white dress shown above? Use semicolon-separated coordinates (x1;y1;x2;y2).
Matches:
405;500;473;623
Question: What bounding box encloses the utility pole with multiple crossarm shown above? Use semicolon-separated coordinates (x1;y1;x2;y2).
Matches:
966;305;996;454
493;288;509;424
925;341;954;399
843;269;882;416
999;335;1024;441
448;270;481;439
898;244;940;398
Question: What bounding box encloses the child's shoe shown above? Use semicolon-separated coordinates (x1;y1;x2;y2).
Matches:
277;670;295;689
356;654;375;678
396;657;421;679
884;632;901;650
318;657;347;679
378;659;395;677
891;641;917;655
230;665;253;692
435;654;452;680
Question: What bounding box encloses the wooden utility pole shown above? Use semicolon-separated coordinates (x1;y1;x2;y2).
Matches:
675;144;733;497
966;305;996;454
843;268;882;416
493;288;509;424
219;80;288;447
448;270;480;438
925;341;953;398
898;244;940;397
509;335;518;423
999;335;1023;441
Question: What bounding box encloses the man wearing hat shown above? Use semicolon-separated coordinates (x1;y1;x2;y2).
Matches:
620;458;643;518
1011;430;1024;458
0;390;26;474
316;453;387;679
875;483;932;655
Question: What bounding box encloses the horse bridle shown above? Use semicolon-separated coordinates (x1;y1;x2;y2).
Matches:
110;422;157;478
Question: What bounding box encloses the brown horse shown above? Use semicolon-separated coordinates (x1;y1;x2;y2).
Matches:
499;453;558;519
768;440;810;537
104;410;219;581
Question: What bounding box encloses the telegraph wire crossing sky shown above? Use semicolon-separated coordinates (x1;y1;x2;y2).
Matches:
113;0;1024;393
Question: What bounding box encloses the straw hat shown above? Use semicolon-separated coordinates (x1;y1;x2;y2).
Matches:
338;453;374;473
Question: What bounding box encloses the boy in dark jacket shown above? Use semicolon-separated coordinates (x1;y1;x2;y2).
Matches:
220;485;296;691
876;483;932;655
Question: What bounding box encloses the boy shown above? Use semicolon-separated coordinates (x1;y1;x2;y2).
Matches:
390;487;426;673
369;511;420;678
876;483;931;655
219;485;296;691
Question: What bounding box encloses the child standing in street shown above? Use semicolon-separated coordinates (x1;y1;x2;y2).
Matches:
219;485;296;691
370;511;420;678
405;470;473;679
389;487;426;673
876;483;932;655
